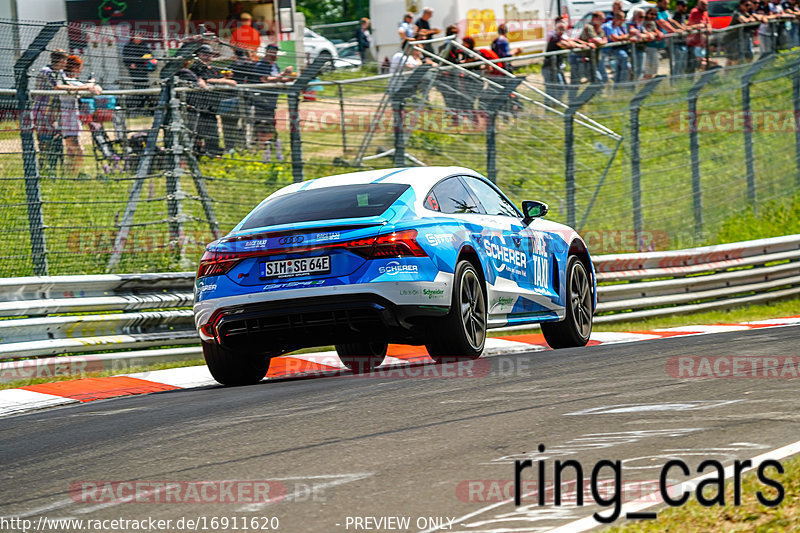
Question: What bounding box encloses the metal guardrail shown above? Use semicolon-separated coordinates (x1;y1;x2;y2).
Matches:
0;235;798;377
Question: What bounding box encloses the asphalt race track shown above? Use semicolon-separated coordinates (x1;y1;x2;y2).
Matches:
2;325;800;532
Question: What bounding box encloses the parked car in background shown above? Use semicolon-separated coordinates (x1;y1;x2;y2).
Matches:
333;41;363;69
304;27;340;62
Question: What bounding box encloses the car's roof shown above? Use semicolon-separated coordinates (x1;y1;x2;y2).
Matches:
269;166;486;199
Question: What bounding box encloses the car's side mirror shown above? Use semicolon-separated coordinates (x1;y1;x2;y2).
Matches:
522;200;548;225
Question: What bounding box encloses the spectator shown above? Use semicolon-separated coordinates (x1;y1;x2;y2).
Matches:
602;12;632;83
60;55;101;174
230;13;262;52
643;7;665;78
687;0;712;70
627;9;653;80
543;22;570;97
437;25;467;120
398;13;416;48
190;44;238;156
726;0;759;64
670;0;691;74
609;0;624;22
415;7;441;52
122;33;151;114
253;44;293;161
757;0;784;54
580;11;609;82
491;24;521;72
33;49;67;172
355;17;373;63
230;48;258;84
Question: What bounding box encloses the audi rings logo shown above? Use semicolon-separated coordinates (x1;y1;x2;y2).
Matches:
278;235;305;245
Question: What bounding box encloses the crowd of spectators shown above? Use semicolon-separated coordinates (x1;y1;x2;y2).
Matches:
543;0;800;92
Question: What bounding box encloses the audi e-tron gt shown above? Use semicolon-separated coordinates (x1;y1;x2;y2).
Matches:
194;166;596;385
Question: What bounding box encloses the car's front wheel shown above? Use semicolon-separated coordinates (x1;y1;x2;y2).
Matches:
426;260;486;363
336;342;387;373
202;341;270;386
541;256;593;349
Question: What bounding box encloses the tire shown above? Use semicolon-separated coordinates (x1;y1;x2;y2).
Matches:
336;342;387;373
541;256;593;349
202;341;270;386
426;260;486;363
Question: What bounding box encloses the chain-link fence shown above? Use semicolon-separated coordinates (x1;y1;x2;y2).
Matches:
2;18;800;277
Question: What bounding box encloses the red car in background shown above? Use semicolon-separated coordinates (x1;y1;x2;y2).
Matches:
708;0;738;28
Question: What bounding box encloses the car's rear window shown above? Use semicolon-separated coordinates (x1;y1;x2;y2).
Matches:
241;183;410;230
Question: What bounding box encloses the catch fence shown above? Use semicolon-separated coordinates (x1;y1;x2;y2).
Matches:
1;19;800;276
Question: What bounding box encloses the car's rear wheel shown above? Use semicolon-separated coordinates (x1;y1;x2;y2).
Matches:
336;342;387;373
541;256;593;349
202;341;270;386
426;260;486;363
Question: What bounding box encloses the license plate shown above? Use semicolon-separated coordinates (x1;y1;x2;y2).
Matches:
260;256;331;278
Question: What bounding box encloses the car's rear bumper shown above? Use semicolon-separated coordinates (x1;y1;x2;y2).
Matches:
199;294;448;352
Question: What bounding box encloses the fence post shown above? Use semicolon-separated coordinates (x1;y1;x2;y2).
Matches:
13;21;61;276
167;83;186;265
629;78;664;249
337;83;347;153
741;55;773;211
392;102;406;167
687;70;718;242
287;92;303;182
565;85;600;228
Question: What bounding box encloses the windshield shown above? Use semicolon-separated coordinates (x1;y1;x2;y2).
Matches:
241;183;409;230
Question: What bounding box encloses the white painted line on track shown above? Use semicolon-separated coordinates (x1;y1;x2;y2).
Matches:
546;438;800;533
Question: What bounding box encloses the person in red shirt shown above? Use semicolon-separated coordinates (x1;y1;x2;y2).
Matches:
687;0;712;69
231;13;262;52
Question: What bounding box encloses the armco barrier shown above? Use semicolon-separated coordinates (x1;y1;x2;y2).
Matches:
0;235;798;376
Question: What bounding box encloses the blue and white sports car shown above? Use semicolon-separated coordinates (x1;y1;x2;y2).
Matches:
194;166;596;385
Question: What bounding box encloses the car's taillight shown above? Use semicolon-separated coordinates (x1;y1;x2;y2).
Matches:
196;230;426;279
197;250;243;279
367;229;427;258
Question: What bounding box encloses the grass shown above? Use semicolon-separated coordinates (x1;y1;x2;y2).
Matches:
607;452;800;532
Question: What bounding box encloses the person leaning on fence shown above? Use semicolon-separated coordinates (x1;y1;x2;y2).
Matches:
436;25;469;118
725;0;760;64
687;0;713;70
627;9;656;80
190;44;237;157
415;7;441;53
253;44;294;162
642;7;666;79
398;13;417;48
32;49;101;174
580;12;609;83
669;0;691;74
60;55;102;175
542;22;572;97
602;12;632;84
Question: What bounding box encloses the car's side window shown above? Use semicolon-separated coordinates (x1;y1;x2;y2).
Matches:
461;176;520;218
429;177;482;214
424;192;440;211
